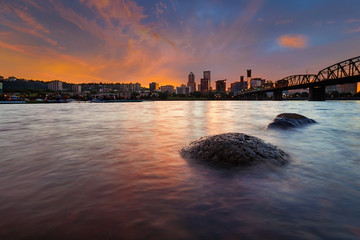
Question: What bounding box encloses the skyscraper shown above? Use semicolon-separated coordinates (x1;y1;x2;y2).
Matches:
204;71;211;90
247;70;252;89
216;80;227;93
200;78;209;92
187;72;196;92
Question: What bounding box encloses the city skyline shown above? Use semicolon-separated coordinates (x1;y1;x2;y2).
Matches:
0;0;360;86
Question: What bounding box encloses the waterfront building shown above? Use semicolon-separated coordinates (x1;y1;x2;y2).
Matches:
119;83;141;93
336;83;357;94
160;85;175;93
149;82;159;93
48;80;63;91
230;76;248;94
240;76;248;89
72;84;82;93
230;82;241;94
249;78;266;89
247;70;252;89
176;84;190;95
204;71;211;89
200;78;209;92
216;79;227;93
187;72;196;92
118;83;136;93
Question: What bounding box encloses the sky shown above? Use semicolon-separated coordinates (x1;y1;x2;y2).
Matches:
0;0;360;87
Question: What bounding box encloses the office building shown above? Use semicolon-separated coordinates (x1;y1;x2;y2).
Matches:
230;82;242;94
48;80;63;91
200;78;209;92
119;83;141;93
176;84;190;95
187;72;196;92
247;70;252;89
216;79;227;93
336;83;357;94
72;84;82;93
204;71;211;89
160;85;175;93
249;78;266;89
149;82;159;93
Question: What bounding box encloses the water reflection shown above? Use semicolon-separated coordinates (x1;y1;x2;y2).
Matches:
0;101;359;239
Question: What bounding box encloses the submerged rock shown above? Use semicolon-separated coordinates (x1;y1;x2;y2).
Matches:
180;133;288;167
267;113;316;129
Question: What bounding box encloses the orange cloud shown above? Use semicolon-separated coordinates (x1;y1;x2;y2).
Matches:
0;41;32;55
277;34;307;49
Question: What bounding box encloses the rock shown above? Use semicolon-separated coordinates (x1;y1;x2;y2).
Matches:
267;113;316;129
180;133;288;167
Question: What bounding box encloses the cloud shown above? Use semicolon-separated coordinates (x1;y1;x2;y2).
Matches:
0;41;32;55
347;27;360;33
345;19;360;23
277;34;308;49
276;19;293;25
0;2;57;46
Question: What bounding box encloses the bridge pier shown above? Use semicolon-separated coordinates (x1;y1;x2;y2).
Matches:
309;86;325;101
273;90;282;101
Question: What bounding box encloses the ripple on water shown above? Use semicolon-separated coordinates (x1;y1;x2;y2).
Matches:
0;101;359;239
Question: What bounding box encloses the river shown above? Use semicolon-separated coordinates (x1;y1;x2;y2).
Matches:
0;101;359;239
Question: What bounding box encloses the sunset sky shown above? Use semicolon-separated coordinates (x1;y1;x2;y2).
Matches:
0;0;360;87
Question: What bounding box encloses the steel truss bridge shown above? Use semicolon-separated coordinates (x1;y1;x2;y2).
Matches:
241;55;360;101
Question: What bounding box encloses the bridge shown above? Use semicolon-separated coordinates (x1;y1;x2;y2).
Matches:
241;56;360;101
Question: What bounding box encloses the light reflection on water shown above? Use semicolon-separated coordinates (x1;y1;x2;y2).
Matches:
0;101;360;239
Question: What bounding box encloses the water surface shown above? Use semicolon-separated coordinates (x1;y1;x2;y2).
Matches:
0;101;360;239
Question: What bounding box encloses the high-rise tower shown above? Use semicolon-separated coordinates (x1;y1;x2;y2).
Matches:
187;72;196;92
204;71;211;90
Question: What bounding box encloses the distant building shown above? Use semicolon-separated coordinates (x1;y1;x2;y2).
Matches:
99;88;111;93
230;82;242;94
336;83;357;94
149;82;159;93
240;76;248;89
249;78;266;89
0;82;2;94
160;85;175;93
204;71;211;89
187;72;196;92
8;76;17;81
216;79;227;93
48;80;63;91
246;70;252;88
0;76;4;80
230;76;247;94
200;78;209;92
325;85;337;94
71;84;82;93
176;84;190;95
119;83;141;93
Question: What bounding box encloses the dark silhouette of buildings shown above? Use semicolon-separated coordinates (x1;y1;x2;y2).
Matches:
216;79;227;93
149;82;159;93
200;71;211;92
187;72;196;92
200;78;209;92
230;76;248;94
